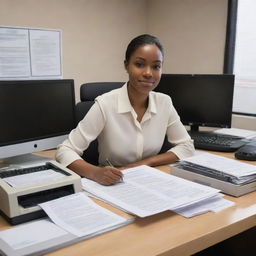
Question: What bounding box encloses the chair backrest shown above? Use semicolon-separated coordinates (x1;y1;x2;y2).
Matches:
75;82;124;125
75;82;124;165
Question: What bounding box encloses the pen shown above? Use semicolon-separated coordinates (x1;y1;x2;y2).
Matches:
106;158;113;167
106;158;124;183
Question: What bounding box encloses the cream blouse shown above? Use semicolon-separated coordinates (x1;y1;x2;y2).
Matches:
56;83;194;167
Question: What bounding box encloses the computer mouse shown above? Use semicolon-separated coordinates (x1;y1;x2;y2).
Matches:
235;142;256;161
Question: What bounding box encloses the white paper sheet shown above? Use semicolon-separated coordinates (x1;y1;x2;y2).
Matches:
0;219;68;250
0;26;62;79
210;198;235;213
183;152;256;177
173;194;235;218
30;29;62;76
3;169;65;187
214;128;256;138
39;192;130;237
82;165;220;217
0;27;30;77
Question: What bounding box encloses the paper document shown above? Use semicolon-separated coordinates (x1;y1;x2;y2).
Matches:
0;218;76;256
214;128;256;138
3;169;65;187
0;26;62;79
0;219;68;250
0;27;30;77
0;193;133;256
173;194;235;218
30;29;62;76
39;192;132;237
82;165;220;217
183;152;256;178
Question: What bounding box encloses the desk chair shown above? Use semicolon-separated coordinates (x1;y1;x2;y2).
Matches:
75;82;173;165
75;82;124;165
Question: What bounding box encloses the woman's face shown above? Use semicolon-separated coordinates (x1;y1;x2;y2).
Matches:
125;44;163;96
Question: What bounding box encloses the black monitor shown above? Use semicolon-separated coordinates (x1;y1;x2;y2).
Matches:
0;79;75;167
155;74;235;132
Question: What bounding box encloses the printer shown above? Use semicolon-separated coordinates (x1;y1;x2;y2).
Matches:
0;161;82;225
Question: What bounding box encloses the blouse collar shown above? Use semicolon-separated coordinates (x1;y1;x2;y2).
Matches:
117;83;157;114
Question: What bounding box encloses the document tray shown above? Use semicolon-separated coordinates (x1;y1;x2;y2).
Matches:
171;163;256;197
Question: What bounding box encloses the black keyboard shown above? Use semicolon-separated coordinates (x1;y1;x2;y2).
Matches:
189;131;247;152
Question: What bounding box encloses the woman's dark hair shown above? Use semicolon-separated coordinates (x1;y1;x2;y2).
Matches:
125;34;164;62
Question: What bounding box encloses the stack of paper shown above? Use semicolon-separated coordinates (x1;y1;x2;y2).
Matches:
0;219;74;256
173;194;235;218
39;192;133;237
0;193;133;256
81;165;223;218
182;152;256;184
214;128;256;138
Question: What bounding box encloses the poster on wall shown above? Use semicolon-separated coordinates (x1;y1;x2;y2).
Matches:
0;26;62;80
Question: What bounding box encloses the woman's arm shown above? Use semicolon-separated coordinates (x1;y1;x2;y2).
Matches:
68;159;123;185
56;102;123;185
120;151;179;169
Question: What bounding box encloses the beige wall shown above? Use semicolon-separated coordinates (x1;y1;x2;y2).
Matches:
147;0;228;74
146;0;255;130
0;0;147;101
0;0;226;100
1;0;255;129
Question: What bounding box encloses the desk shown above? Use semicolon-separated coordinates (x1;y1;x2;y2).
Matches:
0;151;256;256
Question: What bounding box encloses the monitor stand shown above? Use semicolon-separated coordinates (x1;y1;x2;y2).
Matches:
189;125;199;133
0;153;51;171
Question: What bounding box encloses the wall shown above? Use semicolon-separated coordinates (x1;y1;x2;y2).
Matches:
147;0;255;130
0;0;227;100
0;0;254;129
0;0;147;101
147;0;228;74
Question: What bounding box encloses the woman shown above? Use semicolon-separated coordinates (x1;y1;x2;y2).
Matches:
56;34;195;185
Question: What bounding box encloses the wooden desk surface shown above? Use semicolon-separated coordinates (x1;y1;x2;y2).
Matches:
0;150;256;256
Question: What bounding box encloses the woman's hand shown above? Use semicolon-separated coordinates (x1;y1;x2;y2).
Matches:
67;160;123;186
92;166;124;185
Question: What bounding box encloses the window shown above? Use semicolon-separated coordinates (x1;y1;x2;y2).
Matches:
224;0;256;116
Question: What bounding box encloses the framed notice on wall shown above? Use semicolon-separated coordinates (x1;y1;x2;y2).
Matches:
0;26;62;80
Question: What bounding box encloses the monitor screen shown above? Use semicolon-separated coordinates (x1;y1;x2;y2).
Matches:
0;79;75;161
154;74;235;131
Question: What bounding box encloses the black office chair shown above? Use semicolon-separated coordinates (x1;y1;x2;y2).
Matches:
75;82;124;165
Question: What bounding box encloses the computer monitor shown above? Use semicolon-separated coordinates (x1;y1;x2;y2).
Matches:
0;79;75;168
154;74;235;132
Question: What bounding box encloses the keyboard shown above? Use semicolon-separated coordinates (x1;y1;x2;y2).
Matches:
189;131;247;152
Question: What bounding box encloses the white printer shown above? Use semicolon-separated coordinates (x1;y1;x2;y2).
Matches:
0;161;82;225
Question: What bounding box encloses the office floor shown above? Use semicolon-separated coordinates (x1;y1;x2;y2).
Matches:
193;226;256;256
